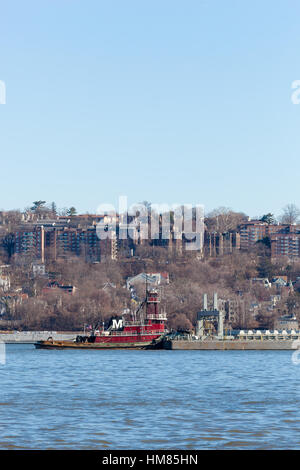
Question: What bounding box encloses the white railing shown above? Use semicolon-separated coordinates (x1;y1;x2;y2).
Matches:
97;331;160;337
147;314;167;320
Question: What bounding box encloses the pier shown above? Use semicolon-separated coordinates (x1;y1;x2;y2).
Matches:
163;292;300;350
0;331;80;344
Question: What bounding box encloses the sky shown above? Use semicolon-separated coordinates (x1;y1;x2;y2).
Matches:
0;0;300;219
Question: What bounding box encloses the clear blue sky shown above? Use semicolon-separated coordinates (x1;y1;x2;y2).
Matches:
0;0;300;219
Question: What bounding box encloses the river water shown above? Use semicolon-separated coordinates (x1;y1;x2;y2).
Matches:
0;344;300;449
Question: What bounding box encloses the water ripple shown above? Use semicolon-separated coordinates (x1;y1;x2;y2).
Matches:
0;346;299;449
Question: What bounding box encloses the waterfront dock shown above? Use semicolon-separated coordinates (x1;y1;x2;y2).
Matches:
0;331;80;344
163;338;299;350
163;329;300;350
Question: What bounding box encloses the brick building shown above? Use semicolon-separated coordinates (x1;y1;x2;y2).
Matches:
239;220;300;253
14;226;45;260
271;232;300;258
14;225;104;262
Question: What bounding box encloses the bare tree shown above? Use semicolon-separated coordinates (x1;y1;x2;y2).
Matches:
279;204;300;225
205;207;248;233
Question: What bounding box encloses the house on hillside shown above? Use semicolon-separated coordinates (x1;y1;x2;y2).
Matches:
0;275;10;292
126;272;169;290
0;265;10;292
274;315;299;330
251;278;271;288
102;282;116;291
32;262;46;278
42;281;76;295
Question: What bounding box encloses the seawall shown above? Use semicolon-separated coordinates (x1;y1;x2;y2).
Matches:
0;331;80;344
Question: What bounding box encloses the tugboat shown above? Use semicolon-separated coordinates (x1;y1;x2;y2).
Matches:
34;288;167;350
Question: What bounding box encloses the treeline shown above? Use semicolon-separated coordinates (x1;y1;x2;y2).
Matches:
2;241;300;331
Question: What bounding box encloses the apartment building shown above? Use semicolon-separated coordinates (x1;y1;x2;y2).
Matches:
239;221;300;251
204;231;240;257
271;232;300;258
14;226;45;260
239;220;268;250
13;225;104;262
